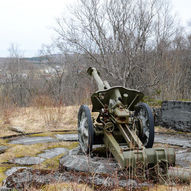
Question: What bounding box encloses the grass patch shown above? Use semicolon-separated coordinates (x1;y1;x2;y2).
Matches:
28;132;57;138
42;182;93;191
45;141;78;150
142;97;162;107
155;126;191;136
28;130;78;138
64;142;79;150
0;143;47;164
0;106;79;136
0;166;9;185
37;153;66;170
0;141;79;185
149;185;191;191
0;141;79;164
0;139;9;146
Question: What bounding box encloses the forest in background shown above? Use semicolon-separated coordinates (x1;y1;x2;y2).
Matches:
0;0;190;108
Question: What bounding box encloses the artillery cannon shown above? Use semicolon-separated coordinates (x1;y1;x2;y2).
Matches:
78;67;175;177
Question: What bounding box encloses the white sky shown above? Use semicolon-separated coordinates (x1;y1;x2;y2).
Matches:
0;0;191;57
171;0;191;27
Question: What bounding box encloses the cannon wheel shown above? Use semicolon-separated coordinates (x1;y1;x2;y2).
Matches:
135;103;154;148
78;105;94;154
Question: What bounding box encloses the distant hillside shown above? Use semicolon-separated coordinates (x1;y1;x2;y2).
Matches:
24;56;42;62
0;57;8;65
0;54;63;65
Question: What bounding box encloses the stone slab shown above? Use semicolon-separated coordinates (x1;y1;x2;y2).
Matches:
9;136;57;145
38;147;68;159
55;134;78;141
0;186;12;191
9;156;45;165
154;101;191;132
176;149;191;167
68;146;82;155
155;133;191;148
5;167;29;176
59;154;119;174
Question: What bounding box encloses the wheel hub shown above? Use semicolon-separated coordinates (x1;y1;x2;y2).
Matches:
78;112;89;153
134;103;154;148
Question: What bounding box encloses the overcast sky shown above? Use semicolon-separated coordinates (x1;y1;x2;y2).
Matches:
0;0;191;57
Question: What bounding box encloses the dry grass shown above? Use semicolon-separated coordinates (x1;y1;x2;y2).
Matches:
149;185;191;191
41;182;93;191
0;105;79;137
155;126;191;136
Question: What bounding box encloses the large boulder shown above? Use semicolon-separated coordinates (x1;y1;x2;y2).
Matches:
154;101;191;132
59;154;119;174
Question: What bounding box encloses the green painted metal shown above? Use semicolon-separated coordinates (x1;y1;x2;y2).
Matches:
118;124;143;149
104;131;125;168
104;129;175;169
86;67;175;175
91;86;144;112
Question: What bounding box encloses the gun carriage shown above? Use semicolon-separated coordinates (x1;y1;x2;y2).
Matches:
78;67;175;176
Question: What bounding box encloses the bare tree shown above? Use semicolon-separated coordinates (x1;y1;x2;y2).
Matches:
39;44;90;105
54;0;176;91
1;44;34;106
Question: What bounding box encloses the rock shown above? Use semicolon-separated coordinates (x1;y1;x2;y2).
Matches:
3;169;63;190
154;101;191;132
168;167;191;183
68;146;82;155
0;186;12;191
5;167;29;176
152;107;162;126
3;168;141;190
176;149;191;167
9;156;45;165
9;136;57;145
0;146;8;154
38;147;68;159
8;126;25;134
155;133;191;167
7;147;68;167
59;154;119;174
8;134;79;145
55;134;78;141
155;133;191;148
126;179;138;187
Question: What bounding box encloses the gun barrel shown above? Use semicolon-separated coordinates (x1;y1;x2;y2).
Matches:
87;67;106;91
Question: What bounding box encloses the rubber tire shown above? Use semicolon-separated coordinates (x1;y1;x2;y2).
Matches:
135;103;154;148
78;105;94;154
